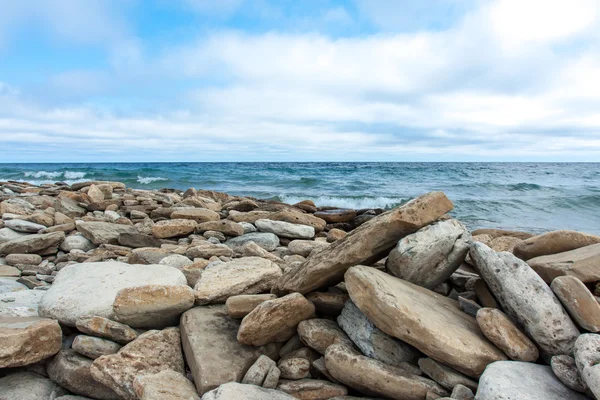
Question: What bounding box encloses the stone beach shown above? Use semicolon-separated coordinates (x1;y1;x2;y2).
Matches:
1;179;600;399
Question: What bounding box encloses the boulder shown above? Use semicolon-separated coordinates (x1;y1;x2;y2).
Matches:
133;370;200;400
551;355;588;393
0;316;62;368
552;276;600;332
0;371;68;400
574;334;600;398
470;243;579;356
201;382;296;400
39;261;186;326
0;290;45;317
112;284;195;329
237;293;315;346
513;230;600;260
226;294;277;318
76;316;138;344
77;222;137;245
194;257;282;305
274;192;453;295
476;361;588;400
345;265;506;377
255;219;315;240
180;306;279;395
325;344;446;400
197;220;244;237
527;243;600;283
386;218;470;289
72;335;122;359
90;327;185;400
151;219;197;239
226;232;280;252
47;349;120;400
4;219;45;233
0;231;65;255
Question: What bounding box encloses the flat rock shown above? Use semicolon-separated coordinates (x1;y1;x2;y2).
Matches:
345;265;506;377
72;335;122;359
170;208;220;223
118;232;162;248
197;220;244;237
39;261;186;326
90;327;185;400
297;318;353;355
471;228;534;240
338;299;419;367
314;209;356;223
255;219;315;240
470;243;579;356
513;230;600;260
194;257;282;305
0;371;68;400
574;334;600;399
551;355;588;393
0;227;28;244
133;370;200;400
418;357;478;392
325;344;446;400
287;240;329;257
112;284;195;329
0;316;62;368
527;243;600;283
274;192;453;295
226;294;277;318
0;264;20;277
5;253;42;266
4;219;45;233
268;210;327;232
386;219;471;289
47;349;120;400
0;231;65;255
476;361;588;400
0;290;45;317
77;222;137;245
159;254;193;269
237;293;315;346
490;236;523;252
152;219;197;239
180;306;279;395
226;232;280;252
552;276;600;332
277;378;348;399
186;242;234;259
476;308;539;362
128;247;171;264
201;382;296;400
76;316;138;344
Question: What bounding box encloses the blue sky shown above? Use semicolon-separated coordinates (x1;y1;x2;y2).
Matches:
1;0;600;162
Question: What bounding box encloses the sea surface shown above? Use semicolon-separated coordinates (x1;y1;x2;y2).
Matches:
1;162;599;234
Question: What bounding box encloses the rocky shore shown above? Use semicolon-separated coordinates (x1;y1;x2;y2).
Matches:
1;179;600;399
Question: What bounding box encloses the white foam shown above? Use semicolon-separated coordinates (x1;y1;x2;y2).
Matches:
64;171;86;179
24;171;61;179
278;195;406;210
137;176;169;185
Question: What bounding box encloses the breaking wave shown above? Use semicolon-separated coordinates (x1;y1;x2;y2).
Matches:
137;176;169;185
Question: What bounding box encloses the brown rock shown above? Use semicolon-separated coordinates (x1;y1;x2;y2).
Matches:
417;357;478;392
528;243;600;283
269;210;327;232
0;231;65;255
314;209;357;223
170;208;220;223
225;294;277;318
514;230;600;261
551;276;600;332
274;192;453;295
297;318;353;355
490;236;523;252
197;220;244;237
228;210;273;224
278;356;311;380
152;219;197;239
76;316;137;344
277;378;348;400
471;229;534;240
305;292;349;316
327;228;347;242
133;370;200;400
0;316;62;368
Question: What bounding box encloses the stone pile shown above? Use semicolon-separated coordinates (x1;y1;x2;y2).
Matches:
1;179;600;399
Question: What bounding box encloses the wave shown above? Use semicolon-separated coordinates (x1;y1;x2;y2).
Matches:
137;176;169;185
278;195;406;210
23;170;88;181
24;171;62;179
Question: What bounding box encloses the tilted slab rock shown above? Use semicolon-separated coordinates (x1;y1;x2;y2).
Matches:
0;316;62;368
470;243;579;356
77;221;137;245
194;257;282;305
574;333;600;399
528;243;600;283
386;218;471;289
552;276;600;332
418;357;478;392
0;231;65;255
76;316;138;344
180;306;279;395
325;344;447;400
513;230;600;261
476;361;589;400
255;219;315;240
0;371;68;400
90;327;185;400
274;192;453;295
39;261;186;326
201;382;296;400
133;370;200;400
345;265;506;377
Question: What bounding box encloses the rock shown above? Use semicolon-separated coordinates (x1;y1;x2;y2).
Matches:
0;227;28;244
76;316;138;344
0;290;45;317
476;360;588;400
197;220;244;237
386;219;470;289
152;219;197;239
182;260;208;287
255;219;315;240
277;378;348;399
274;192;453;295
90;327;185;400
133;370;200;400
239;221;257;234
5;253;42;266
0;316;62;368
0;264;20;277
0;371;68;400
297;318;353;355
287;240;329;257
72;335;122;359
268;210;327;232
451;384;474;400
513;230;600;260
59;234;95;252
180;305;279;395
159;254;193;269
194;257;282;305
238;293;315;346
345;265;505;377
4;219;45;233
226;294;277;318
240;241;285;265
112;284;194;329
476;308;539;362
0;231;65;255
279;355;311;380
337;299;419;367
1;198;35;215
574;334;600;398
490;236;522;252
47;349;120;400
551;355;588;393
306;292;348;316
128;247;171;264
527;243;600;283
118;232;162;248
458;296;481;317
226;232;280;252
39;261;186;326
418;358;478;392
77;222;137;245
314;209;356;223
186;242;234;259
201;382;296;400
170;208;220;223
87;184;105;202
471;228;534;240
0;278;27;294
242;354;277;385
325;344;446;400
327;228;346;242
55;196;86;218
552;276;600;332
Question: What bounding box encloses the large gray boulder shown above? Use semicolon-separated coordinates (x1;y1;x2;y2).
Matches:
386;218;470;289
39;262;186;326
470;242;579;356
476;361;589;400
0;371;68;400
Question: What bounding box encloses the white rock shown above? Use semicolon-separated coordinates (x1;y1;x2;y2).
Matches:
226;233;280;252
574;333;600;399
255;219;315;240
159;254;193;269
60;235;95;252
0;290;45;317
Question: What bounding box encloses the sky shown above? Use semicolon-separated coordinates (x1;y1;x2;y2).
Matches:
1;0;600;162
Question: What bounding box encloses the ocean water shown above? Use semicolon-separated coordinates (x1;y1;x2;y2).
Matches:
1;162;599;234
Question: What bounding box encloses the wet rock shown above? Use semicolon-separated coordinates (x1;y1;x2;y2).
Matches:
72;335;122;359
0;371;68;400
255;219;315;240
552;275;600;332
0;316;62;368
76;316;138;344
226;232;280;252
513;230;600;260
77;221;137;245
133;370;200;400
226;294;277;318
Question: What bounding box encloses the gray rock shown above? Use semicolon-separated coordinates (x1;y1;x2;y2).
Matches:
476;361;588;400
0;227;28;244
226;232;280;252
242;354;277;386
0;231;65;255
72;335;122;359
0;289;45;317
55;197;86;218
574;334;600;399
470;243;579;356
287;240;329;257
551;355;588;393
255;219;315;240
5;253;42;266
76;221;137;245
0;278;27;294
201;382;296;400
386;219;471;289
239;222;257;234
0;371;68;400
118;232;162;248
159;254;193;269
39;261;186;326
337;300;419;367
4;219;45;233
60;234;95;252
418;358;478;392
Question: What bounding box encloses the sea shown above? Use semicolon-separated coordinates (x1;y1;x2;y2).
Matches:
1;162;599;235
